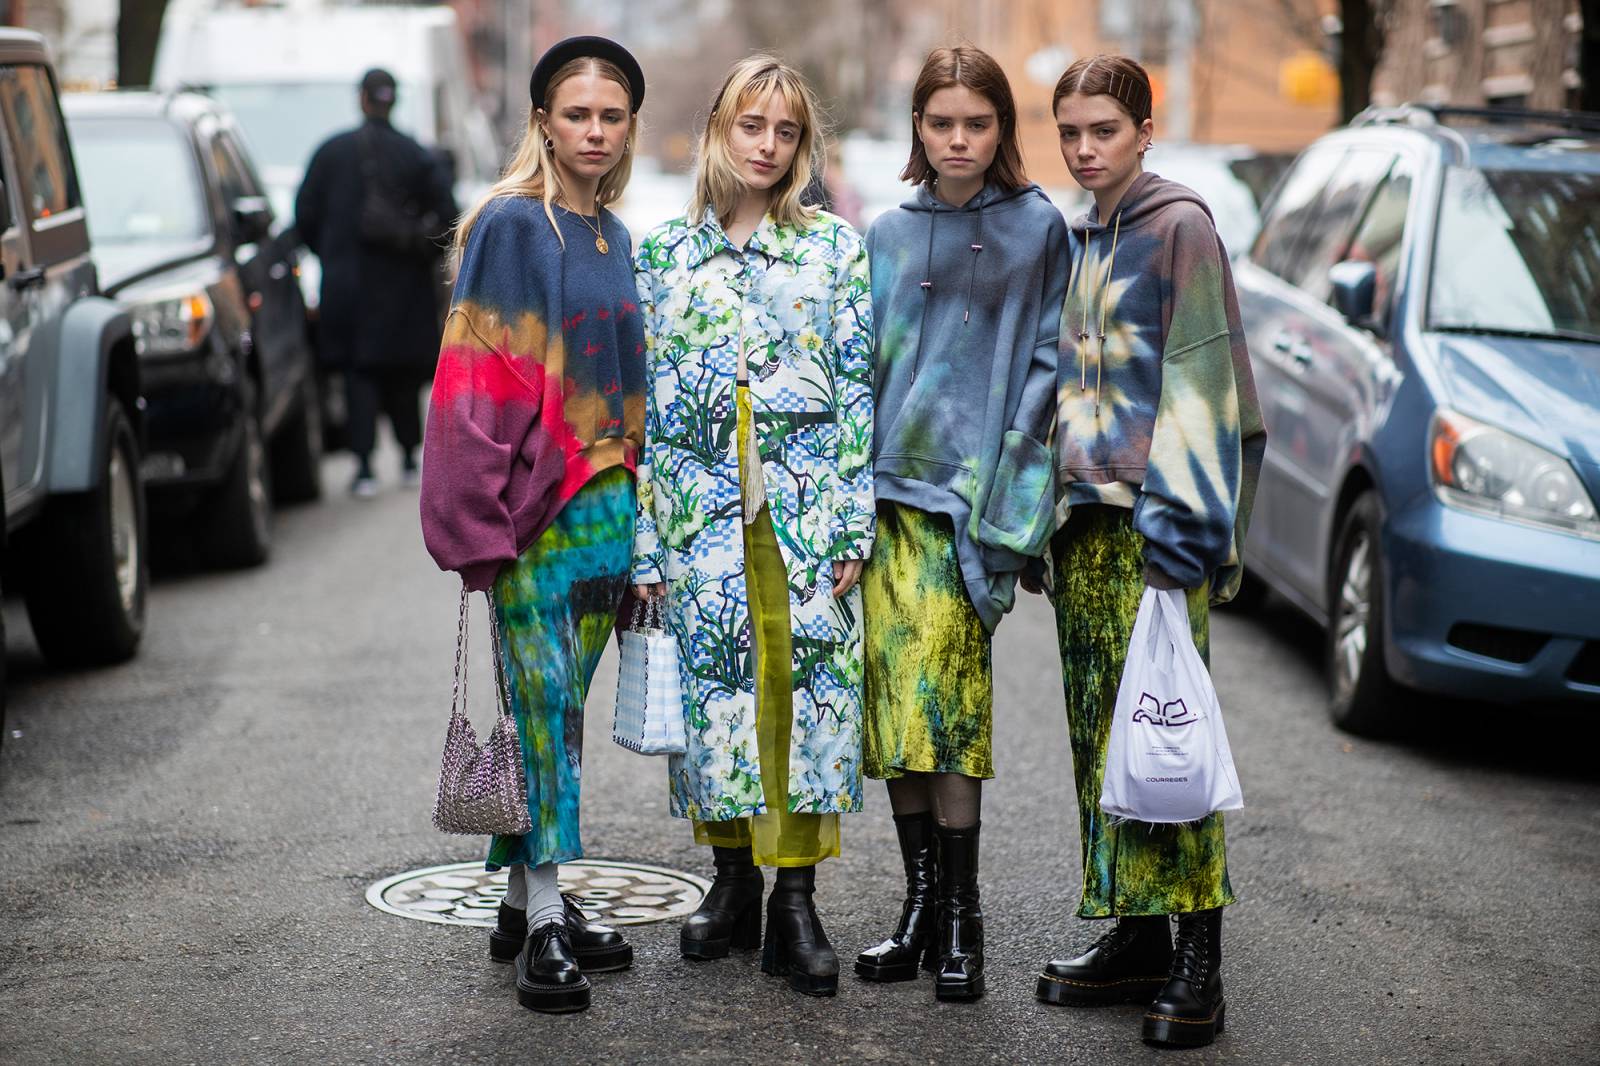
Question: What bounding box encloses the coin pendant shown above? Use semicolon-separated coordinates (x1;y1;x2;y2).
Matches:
595;235;609;255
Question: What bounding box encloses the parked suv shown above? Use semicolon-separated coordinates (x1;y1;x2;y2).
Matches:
0;31;147;695
1232;105;1600;734
64;90;321;568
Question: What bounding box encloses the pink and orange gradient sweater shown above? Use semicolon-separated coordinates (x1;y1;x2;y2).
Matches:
420;197;646;590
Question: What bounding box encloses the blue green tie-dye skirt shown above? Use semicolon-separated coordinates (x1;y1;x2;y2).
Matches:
485;466;634;871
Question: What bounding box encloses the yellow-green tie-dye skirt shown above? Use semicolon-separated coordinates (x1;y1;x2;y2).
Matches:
862;502;995;781
691;386;841;867
1049;504;1235;918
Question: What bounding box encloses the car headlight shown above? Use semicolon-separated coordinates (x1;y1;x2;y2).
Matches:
1429;409;1599;538
131;291;214;356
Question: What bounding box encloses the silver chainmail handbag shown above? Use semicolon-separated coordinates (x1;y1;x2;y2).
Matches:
432;587;532;836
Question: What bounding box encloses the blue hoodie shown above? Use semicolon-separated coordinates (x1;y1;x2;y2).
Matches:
867;182;1070;630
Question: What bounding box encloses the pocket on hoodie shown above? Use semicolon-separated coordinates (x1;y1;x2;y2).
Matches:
977;430;1055;557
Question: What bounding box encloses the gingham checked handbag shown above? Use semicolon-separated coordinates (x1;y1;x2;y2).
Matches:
612;596;687;755
432;587;532;835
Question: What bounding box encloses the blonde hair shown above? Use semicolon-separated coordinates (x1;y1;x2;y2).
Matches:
689;54;822;230
453;57;639;262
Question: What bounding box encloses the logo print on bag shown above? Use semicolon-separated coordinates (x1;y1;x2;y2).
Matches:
1131;692;1198;727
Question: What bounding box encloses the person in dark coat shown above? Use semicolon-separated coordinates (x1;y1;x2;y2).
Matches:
295;68;457;496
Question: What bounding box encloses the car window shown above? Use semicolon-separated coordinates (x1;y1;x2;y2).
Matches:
217;130;266;200
70;117;207;244
209;132;250;205
1288;149;1395;300
0;64;81;225
1339;160;1412;325
1250;143;1345;278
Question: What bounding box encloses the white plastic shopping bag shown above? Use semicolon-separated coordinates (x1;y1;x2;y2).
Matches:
612;597;688;755
1099;586;1244;823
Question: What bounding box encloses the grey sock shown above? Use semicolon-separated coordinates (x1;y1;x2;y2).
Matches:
525;862;565;929
502;863;528;909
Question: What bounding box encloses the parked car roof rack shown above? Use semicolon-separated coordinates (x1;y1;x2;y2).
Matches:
1352;103;1600;134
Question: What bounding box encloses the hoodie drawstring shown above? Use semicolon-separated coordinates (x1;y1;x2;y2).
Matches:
963;200;985;324
911;208;938;383
1075;209;1122;414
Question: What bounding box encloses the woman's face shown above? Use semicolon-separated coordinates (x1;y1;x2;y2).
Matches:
916;84;1001;184
1055;92;1151;194
724;88;801;193
539;71;631;187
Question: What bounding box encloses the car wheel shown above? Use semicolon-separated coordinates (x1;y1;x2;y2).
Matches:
201;393;272;569
1326;491;1398;735
20;396;148;666
271;372;324;504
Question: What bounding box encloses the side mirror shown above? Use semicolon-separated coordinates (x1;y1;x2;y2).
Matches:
1328;259;1379;330
232;195;274;245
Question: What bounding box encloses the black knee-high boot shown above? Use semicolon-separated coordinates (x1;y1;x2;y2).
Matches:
1142;908;1225;1047
855;811;939;982
761;865;839;997
932;823;984;1002
681;845;764;960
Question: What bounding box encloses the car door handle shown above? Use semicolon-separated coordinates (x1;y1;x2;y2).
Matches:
1272;331;1313;370
6;265;45;290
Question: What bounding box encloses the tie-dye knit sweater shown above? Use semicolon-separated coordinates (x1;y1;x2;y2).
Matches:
1056;172;1266;601
420;197;646;590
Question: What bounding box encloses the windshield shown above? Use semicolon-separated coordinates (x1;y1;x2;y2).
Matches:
71;117;207;244
206;82;426;174
1430;165;1600;339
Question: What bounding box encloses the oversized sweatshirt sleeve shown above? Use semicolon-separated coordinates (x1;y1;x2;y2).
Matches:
828;227;876;561
630;235;667;585
977;208;1069;566
418;202;541;591
1134;206;1266;596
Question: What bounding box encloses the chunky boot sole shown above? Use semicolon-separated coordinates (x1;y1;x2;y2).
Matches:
855;941;936;983
514;957;591;1014
762;931;839;997
492;928;633;973
681;902;762;960
1036;971;1169;1007
1142;998;1226;1047
934;973;985;1002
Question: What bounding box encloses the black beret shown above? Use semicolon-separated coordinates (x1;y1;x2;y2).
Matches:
529;35;645;113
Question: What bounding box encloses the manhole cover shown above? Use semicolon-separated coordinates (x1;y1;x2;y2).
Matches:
366;860;709;927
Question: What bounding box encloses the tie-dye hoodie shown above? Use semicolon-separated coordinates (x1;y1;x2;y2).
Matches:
868;181;1070;631
1056;171;1266;600
420;197;646;590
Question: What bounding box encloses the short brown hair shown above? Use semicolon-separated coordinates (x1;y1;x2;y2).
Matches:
902;46;1026;190
1052;54;1153;125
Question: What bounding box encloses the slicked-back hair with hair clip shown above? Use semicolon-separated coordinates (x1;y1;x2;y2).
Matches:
690;54;824;230
902;45;1027;190
1052;54;1154;125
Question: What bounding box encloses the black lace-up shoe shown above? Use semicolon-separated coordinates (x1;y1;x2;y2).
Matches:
490;895;633;971
515;921;590;1013
1142;909;1225;1047
1037;915;1173;1006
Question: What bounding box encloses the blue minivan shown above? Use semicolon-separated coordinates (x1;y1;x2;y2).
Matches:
1231;105;1600;734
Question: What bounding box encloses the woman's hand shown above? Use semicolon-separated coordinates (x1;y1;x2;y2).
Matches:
1019;572;1045;595
832;558;864;598
633;582;666;601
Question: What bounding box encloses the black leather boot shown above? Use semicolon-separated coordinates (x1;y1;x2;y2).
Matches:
514;920;590;1013
1142;909;1225;1047
761;865;839;997
932;823;984;1002
856;811;939;982
681;845;764;960
490;895;634;972
1036;915;1172;1006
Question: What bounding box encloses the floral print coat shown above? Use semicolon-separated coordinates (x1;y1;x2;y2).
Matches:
632;211;875;822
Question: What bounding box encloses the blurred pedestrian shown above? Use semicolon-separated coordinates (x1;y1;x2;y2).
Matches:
295;68;456;497
1033;55;1265;1048
630;54;875;999
418;36;648;1015
854;45;1067;1005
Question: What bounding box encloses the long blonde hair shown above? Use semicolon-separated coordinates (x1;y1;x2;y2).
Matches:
689;54;822;230
453;56;639;262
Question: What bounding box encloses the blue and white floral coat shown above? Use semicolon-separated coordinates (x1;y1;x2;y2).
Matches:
632;210;875;822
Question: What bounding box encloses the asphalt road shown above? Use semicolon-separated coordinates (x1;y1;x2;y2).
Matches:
3;450;1597;1065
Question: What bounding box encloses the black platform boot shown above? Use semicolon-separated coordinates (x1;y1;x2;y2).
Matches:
514;920;590;1013
932;823;984;1002
856;811;939;982
1142;909;1225;1047
490;895;633;972
681;845;764;960
1036;915;1172;1006
761;865;839;997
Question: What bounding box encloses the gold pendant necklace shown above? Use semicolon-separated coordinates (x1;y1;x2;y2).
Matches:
566;205;608;254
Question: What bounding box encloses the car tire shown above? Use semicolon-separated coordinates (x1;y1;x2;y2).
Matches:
271;372;324;504
201;392;272;569
20;396;148;666
1326;491;1399;735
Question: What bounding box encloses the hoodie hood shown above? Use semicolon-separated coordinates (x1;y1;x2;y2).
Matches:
901;180;1042;214
1073;171;1215;236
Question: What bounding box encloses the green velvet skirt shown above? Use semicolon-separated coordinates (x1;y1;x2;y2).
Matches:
1049;504;1235;918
